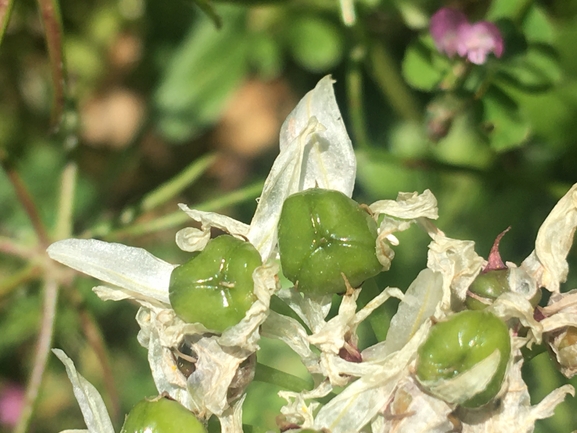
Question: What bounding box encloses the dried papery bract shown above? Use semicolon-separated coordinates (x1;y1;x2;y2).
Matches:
52;349;115;433
522;184;577;293
248;75;357;261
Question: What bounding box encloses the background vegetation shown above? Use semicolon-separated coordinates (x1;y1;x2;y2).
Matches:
1;0;576;431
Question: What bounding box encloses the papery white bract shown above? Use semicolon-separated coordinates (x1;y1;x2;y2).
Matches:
248;75;356;260
52;349;115;433
522;184;577;293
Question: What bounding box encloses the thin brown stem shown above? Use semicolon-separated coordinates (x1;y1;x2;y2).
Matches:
0;0;16;45
0;236;33;259
36;0;66;127
66;288;121;424
1;161;51;248
14;279;59;433
0;264;41;299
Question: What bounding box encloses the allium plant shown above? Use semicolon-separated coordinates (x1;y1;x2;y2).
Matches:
48;76;576;433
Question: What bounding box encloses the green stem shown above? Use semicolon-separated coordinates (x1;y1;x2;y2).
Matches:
368;40;422;122
254;363;313;392
269;295;307;329
14;279;59;433
357;277;394;342
140;153;217;213
36;0;66;126
242;425;269;433
346;47;370;149
55;161;77;239
0;265;41;299
99;181;263;240
0;236;32;259
0;0;15;46
1;160;51;248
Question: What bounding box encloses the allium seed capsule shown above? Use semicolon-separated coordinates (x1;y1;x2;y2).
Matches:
120;396;207;433
278;188;382;295
465;269;509;310
416;310;511;408
169;235;261;333
466;268;541;310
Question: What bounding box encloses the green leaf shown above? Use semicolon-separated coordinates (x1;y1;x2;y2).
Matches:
481;87;531;152
402;36;448;91
355;149;426;199
496;44;562;93
249;34;283;79
154;6;249;142
287;16;343;72
522;5;555;44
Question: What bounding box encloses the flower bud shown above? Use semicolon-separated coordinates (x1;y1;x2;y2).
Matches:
169;235;261;332
278;188;382;295
120;396;207;433
416;310;511;408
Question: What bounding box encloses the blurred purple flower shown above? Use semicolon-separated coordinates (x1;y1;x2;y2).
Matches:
0;383;25;427
430;8;469;57
430;7;504;65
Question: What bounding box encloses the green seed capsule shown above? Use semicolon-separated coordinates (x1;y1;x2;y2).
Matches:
465;269;510;310
416;310;511;408
120;396;207;433
169;235;261;333
466;268;542;310
278;188;382;295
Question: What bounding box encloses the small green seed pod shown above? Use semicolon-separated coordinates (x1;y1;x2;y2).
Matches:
278;188;382;295
169;235;261;333
466;267;541;310
465;269;510;310
120;396;207;433
416;310;511;408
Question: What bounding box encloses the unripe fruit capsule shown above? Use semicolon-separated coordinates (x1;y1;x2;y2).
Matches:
169;235;261;333
120;396;207;433
465;269;509;310
278;188;382;295
416;310;511;408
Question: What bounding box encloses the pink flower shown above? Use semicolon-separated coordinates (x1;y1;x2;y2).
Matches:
430;8;504;65
0;383;25;427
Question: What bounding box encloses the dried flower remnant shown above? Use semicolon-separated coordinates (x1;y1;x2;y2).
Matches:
541;290;577;378
430;8;504;64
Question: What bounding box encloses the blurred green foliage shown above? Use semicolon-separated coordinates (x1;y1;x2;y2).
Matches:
1;0;577;432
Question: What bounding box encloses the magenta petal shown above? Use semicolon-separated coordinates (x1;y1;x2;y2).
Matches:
459;21;504;64
430;8;469;57
0;384;25;427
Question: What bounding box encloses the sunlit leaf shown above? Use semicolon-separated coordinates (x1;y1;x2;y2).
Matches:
154;6;249;142
402;36;449;91
481;87;531;151
288;16;343;72
496;44;562;93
